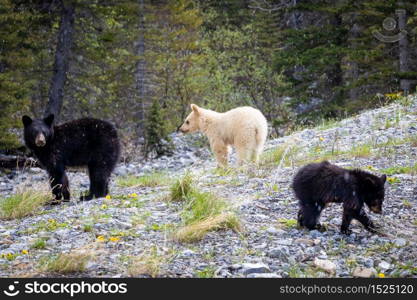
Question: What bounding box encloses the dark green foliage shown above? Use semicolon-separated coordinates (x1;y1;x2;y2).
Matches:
0;0;37;150
274;0;417;124
1;0;416;153
143;100;173;158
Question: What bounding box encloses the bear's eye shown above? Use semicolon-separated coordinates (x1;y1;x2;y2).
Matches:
186;120;189;125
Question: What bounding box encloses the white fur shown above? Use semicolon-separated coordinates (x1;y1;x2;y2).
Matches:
179;104;268;167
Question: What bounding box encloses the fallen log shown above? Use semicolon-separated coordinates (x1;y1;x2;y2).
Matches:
0;155;41;169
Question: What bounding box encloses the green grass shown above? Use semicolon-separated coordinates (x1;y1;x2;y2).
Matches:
174;212;241;243
407;135;417;147
168;172;242;242
0;253;19;261
381;163;417;175
41;252;90;274
290;142;373;167
128;246;172;277
116;172;170;188
196;266;216;278
365;242;396;256
387;176;401;185
212;167;237;177
23;218;69;234
348;144;372;158
173;188;241;243
260;144;300;167
402;199;412;208
316;118;340;130
297;148;345;165
277;218;298;229
0;189;50;220
181;191;227;224
287;264;303;278
397;263;417;276
204;177;242;187
169;172;194;201
31;237;48;249
82;223;93;232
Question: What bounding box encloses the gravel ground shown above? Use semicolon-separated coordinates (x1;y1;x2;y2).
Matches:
0;96;416;278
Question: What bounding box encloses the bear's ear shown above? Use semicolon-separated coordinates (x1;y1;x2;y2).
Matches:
380;174;387;183
22;115;32;127
43;114;54;127
190;104;200;115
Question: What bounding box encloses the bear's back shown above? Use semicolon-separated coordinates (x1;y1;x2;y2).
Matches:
221;106;267;131
52;118;119;166
292;161;346;200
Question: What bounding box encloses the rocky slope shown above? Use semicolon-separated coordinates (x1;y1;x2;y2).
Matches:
0;95;417;278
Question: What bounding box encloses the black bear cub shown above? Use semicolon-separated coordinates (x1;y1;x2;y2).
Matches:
292;161;386;234
22;114;120;202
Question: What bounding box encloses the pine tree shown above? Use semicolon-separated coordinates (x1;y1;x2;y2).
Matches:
143;99;173;158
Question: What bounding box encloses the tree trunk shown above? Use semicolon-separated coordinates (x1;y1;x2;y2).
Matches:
397;7;411;94
346;22;360;101
135;0;146;137
44;0;75;119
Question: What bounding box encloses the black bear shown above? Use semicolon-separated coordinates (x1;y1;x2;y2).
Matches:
22;114;120;202
292;161;386;234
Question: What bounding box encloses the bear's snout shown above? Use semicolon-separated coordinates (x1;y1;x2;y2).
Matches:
35;133;46;147
178;125;188;134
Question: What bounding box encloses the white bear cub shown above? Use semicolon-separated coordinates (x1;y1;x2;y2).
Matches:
179;104;268;167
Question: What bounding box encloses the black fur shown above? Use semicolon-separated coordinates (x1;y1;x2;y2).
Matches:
292;161;386;234
22;114;120;201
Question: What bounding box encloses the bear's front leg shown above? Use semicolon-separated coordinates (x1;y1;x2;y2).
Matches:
353;208;379;233
61;172;70;201
211;141;228;168
341;208;354;235
49;166;69;202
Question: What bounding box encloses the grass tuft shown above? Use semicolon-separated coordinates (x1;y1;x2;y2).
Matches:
277;218;298;229
181;191;225;224
31;237;48;250
42;252;90;274
169;172;194;201
173;189;242;243
0;189;50;220
128;247;170;278
174;212;241;243
196;266;217;278
168;173;242;243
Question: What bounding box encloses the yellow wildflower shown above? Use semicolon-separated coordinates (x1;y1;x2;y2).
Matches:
109;237;120;242
129;193;138;198
101;204;108;210
21;250;29;255
105;195;111;200
387;177;399;184
319;137;325;141
378;273;385;278
96;235;106;242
